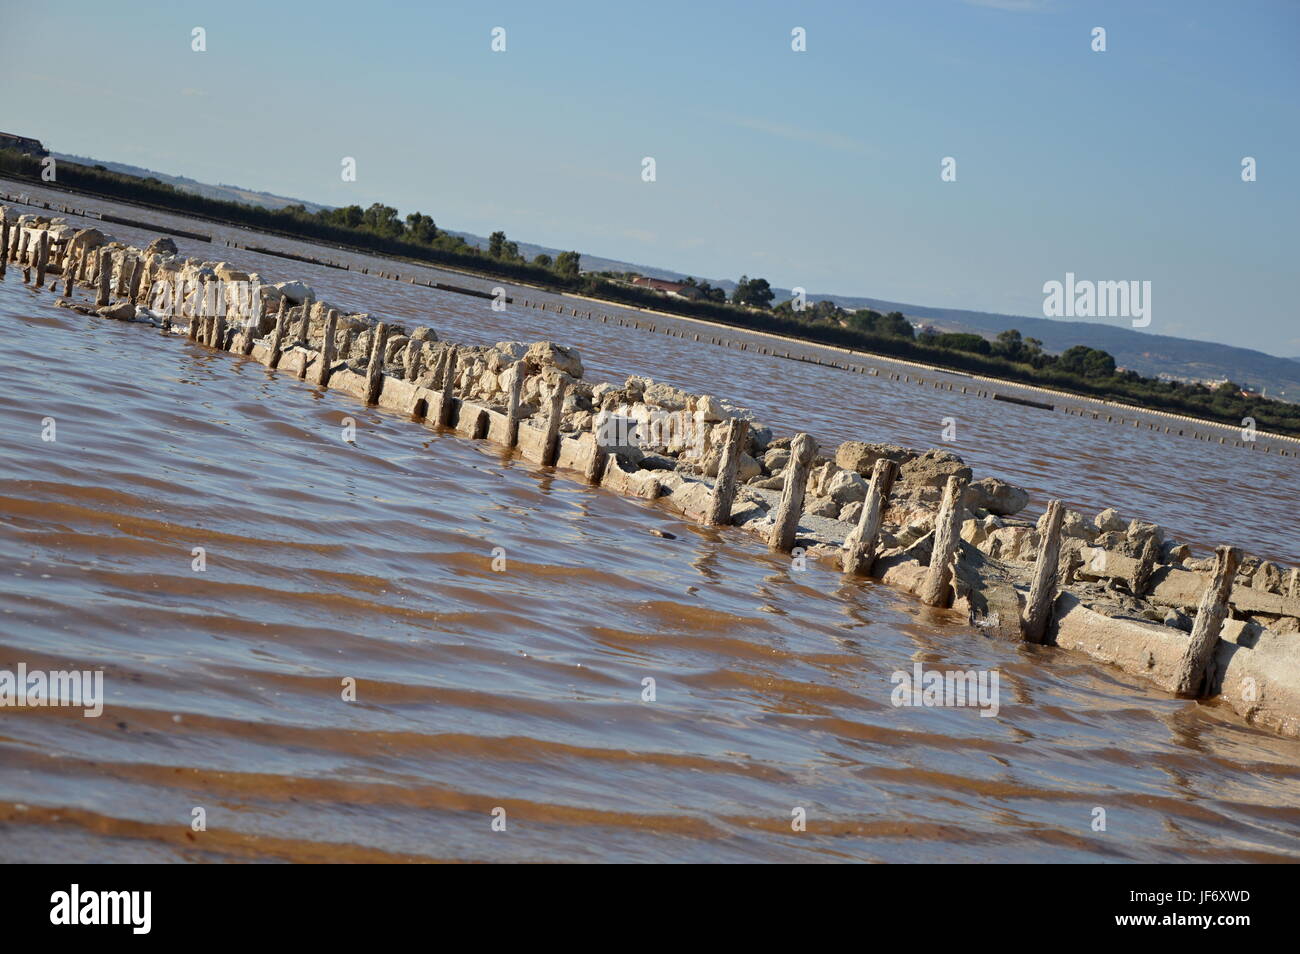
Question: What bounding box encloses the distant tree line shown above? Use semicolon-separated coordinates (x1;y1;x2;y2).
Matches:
4;147;1296;437
0;150;578;288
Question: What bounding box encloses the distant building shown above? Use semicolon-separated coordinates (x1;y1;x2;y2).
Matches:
629;276;703;301
0;132;48;157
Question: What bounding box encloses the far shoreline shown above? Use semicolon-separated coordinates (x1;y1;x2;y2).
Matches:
2;174;1297;454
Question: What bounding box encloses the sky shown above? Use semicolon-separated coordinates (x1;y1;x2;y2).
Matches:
2;0;1297;356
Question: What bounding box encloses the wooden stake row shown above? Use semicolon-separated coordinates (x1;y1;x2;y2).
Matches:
13;223;1254;707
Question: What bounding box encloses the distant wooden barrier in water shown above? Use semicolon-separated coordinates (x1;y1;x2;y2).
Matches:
98;212;210;243
993;392;1054;412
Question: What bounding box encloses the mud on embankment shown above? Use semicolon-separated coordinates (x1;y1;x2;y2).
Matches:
5;206;1300;741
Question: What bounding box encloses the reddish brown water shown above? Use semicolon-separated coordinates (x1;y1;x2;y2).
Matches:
1;183;1298;862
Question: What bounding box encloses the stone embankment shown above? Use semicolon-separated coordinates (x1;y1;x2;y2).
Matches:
6;207;1299;740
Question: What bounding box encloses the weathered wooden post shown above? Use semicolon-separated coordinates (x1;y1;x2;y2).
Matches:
0;219;7;279
918;475;968;608
53;235;69;274
297;297;313;342
114;256;130;300
437;349;458;426
295;305;311;379
114;252;129;296
581;432;606;483
842;458;898;576
504;361;525;448
1132;532;1160;597
34;230;49;288
1173;546;1240;697
203;278;218;326
768;433;817;550
149;262;165;310
540;376;569;466
128;256;145;303
96;249;111;306
704;418;750;528
136;256;150;301
17;228;29;280
404;335;425;381
240;294;262;356
314;309;338;385
425;345;445;390
76;242;91;283
188;314;201;340
364;322;389;405
211;314;227;350
1021;499;1064;643
265;298;288;367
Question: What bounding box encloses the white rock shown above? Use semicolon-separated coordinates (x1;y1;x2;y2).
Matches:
273;280;314;303
1095;507;1125;533
826;469;869;505
696;394;724;422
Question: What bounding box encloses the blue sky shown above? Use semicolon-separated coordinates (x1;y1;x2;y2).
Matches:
3;0;1297;355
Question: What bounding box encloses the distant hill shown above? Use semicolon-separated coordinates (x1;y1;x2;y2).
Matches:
52;154;329;214
47;152;1300;402
835;301;1300;402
